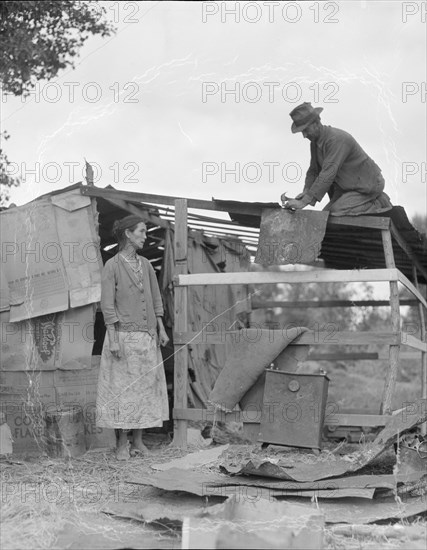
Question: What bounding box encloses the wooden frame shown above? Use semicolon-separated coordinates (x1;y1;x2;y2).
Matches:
171;200;427;445
171;201;427;447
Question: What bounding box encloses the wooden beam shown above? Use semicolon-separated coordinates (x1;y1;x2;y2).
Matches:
173;199;189;448
381;229;401;415
80;186;409;238
308;352;379;361
412;266;427;436
401;334;427;352
379;351;421;359
176;268;400;287
327;216;391;230
173;331;401;346
81;185;266;215
397;271;427;309
172;408;391;427
251;299;419;309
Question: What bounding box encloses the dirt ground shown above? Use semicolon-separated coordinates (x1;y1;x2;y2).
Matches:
1;434;426;550
1;360;425;549
1;439;188;550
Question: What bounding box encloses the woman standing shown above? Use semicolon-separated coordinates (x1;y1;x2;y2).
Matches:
96;215;170;460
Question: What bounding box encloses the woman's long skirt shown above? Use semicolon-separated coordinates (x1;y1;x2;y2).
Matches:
96;331;169;429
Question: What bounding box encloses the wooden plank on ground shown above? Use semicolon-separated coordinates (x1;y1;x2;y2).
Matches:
176;268;399;287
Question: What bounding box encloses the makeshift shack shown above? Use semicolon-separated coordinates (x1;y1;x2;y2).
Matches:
2;183;426;453
80;190;424;448
0;184;253;453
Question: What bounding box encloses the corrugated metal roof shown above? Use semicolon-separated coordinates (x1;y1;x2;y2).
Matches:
221;202;427;285
320;207;427;284
29;185;426;284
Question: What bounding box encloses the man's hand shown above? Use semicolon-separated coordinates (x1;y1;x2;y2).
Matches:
281;191;311;210
284;198;309;210
280;191;290;204
281;191;308;208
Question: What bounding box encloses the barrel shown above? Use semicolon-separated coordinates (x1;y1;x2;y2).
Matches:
45;406;86;458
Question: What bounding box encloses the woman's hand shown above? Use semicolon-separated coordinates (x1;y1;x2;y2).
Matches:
158;327;170;347
157;317;169;347
107;325;121;359
109;341;121;359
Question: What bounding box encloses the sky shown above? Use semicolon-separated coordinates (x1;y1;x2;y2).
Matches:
2;0;426;221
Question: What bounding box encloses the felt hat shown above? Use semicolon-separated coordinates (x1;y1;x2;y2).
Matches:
289;102;323;133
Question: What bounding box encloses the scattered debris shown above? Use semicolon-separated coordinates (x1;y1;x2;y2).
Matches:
103;492;222;530
186;427;212;448
126;467;223;496
151;444;229;471
211;421;254;445
220;401;427;482
296;495;427;525
328;522;426;540
397;433;427;476
182;495;325;549
126;464;425;501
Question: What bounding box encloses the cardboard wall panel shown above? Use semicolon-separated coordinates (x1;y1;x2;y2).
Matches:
0;199;69;322
0;358;115;452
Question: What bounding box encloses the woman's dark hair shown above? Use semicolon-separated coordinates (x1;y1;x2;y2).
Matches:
112;215;145;250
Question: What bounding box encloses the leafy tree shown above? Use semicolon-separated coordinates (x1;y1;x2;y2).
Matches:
0;1;116;203
0;132;19;206
0;1;115;96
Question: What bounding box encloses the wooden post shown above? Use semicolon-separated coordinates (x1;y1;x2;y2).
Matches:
381;229;401;414
173;199;189;448
412;266;427;436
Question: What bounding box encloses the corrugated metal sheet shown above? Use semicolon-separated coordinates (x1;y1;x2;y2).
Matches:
222;202;427;284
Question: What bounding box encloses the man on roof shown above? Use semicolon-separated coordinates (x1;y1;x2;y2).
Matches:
281;102;393;215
